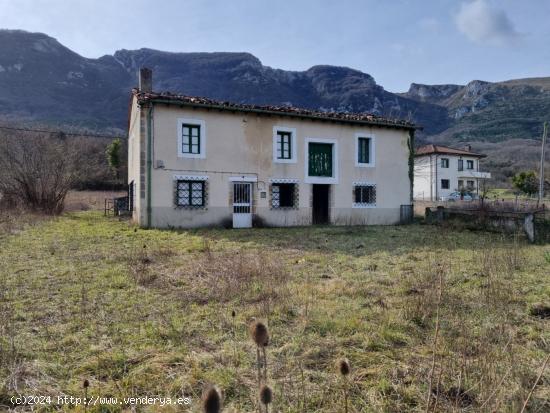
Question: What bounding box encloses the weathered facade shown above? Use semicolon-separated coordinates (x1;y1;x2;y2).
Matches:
128;68;416;228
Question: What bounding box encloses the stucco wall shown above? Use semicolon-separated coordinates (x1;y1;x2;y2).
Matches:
132;104;411;228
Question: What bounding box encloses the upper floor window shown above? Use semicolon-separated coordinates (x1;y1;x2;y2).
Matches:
467;160;474;170
458;159;464;171
177;118;206;159
273;126;296;163
441;158;449;168
182;124;200;154
276;131;292;159
355;134;375;167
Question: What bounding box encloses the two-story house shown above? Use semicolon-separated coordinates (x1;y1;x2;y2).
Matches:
127;68;417;228
413;144;491;201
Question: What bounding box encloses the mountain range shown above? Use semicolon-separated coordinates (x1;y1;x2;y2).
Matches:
1;29;549;184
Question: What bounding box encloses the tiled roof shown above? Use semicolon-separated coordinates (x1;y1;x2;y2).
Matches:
133;89;418;130
415;144;486;158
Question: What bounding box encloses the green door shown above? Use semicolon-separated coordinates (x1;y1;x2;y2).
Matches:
308;143;333;177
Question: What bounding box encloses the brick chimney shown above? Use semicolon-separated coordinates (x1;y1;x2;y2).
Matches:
464;144;472;152
139;67;152;92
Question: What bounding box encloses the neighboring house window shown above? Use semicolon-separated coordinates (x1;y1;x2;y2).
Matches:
458;180;464;189
273;127;296;163
276;131;292;159
177;118;206;159
467;160;474;170
271;183;298;208
441;158;449;168
176;180;205;208
441;179;450;189
355;134;375;167
353;184;376;207
467;180;475;189
458;159;464;171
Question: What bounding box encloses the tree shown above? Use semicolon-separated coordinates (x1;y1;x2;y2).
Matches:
0;131;84;214
512;171;538;196
105;138;122;181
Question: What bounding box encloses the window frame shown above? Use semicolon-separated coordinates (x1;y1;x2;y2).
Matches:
458;159;464;171
352;182;377;208
304;138;338;184
441;179;450;190
175;179;206;208
355;133;375;167
441;158;449;168
271;182;298;209
177;118;206;159
273;126;297;163
466;160;474;170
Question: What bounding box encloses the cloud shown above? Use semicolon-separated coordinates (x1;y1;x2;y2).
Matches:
455;0;522;46
418;17;440;32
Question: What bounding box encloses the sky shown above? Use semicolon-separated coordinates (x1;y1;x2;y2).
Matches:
0;0;549;92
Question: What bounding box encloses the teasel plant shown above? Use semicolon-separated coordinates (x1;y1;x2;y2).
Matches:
250;320;270;412
202;385;223;413
338;358;351;413
82;379;89;413
259;384;273;413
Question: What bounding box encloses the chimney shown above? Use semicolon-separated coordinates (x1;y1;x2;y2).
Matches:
464;144;472;152
139;67;152;92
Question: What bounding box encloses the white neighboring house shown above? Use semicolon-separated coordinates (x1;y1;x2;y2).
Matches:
413;144;491;201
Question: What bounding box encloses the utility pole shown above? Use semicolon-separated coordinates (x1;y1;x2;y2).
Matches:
539;122;549;201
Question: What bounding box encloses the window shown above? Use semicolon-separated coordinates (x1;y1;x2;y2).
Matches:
176;180;205;208
177;118;206;159
182;124;200;154
441;179;450;189
271;183;297;208
308;142;333;177
273;127;296;163
467;180;475;190
467;160;474;170
305;138;338;184
355;134;375;167
458;180;464;189
276;131;292;159
441;158;449;168
353;184;376;207
458;159;464;171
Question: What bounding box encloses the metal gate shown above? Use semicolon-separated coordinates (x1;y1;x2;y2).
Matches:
233;182;252;228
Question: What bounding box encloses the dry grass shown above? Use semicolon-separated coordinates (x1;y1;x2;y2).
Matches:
0;212;548;412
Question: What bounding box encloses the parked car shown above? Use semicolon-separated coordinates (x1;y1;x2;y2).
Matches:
440;191;477;202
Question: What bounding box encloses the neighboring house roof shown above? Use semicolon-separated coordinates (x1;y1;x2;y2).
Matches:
132;89;418;131
415;144;486;158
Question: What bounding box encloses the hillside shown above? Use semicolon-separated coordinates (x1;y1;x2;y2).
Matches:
1;29;550;184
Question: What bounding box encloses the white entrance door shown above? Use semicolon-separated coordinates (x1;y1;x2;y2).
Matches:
233;182;252;228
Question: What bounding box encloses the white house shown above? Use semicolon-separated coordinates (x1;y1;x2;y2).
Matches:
413;144;491;201
128;68;418;228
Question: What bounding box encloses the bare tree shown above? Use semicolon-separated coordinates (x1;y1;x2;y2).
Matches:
0;131;85;214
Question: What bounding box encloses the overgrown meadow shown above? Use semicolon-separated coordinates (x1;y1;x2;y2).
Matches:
0;211;549;412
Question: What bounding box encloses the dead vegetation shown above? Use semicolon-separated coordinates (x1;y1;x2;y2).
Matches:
0;212;548;412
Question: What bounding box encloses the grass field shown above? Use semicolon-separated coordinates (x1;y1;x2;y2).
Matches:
0;212;549;412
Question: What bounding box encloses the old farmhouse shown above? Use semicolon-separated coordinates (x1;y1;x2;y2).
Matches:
128;68;417;228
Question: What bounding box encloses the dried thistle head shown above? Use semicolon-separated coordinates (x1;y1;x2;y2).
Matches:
202;386;222;413
250;321;269;347
259;385;273;405
83;379;89;388
338;358;351;376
